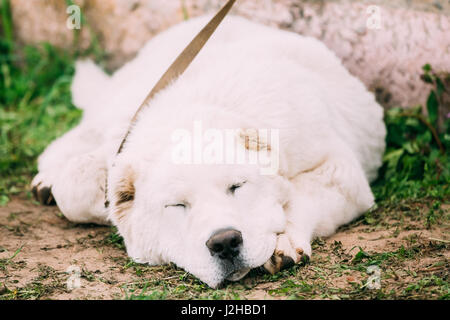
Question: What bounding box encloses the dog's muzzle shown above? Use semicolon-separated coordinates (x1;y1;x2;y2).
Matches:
206;228;243;260
206;228;251;281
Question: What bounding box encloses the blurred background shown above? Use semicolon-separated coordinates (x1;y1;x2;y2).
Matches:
7;0;450;107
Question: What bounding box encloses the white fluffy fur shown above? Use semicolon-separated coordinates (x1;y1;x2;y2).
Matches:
32;15;386;288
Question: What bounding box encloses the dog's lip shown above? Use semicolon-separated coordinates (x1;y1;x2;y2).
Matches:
225;267;251;282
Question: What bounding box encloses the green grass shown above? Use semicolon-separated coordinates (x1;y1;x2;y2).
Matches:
0;264;67;299
0;244;23;271
0;0;97;204
0;0;448;300
371;65;449;203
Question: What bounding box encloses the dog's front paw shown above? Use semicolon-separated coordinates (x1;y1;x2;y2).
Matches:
263;234;310;275
31;173;56;206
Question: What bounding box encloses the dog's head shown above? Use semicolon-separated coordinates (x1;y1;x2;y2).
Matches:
107;130;288;288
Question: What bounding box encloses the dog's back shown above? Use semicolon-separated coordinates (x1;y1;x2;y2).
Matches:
75;16;385;180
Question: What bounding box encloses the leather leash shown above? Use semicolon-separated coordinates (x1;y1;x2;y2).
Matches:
116;0;237;154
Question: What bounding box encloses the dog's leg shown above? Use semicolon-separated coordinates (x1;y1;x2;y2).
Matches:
32;137;110;224
50;149;110;224
31;124;104;205
264;153;375;274
32;59;111;206
32;126;112;224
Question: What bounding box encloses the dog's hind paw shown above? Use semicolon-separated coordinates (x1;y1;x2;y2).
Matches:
31;174;56;206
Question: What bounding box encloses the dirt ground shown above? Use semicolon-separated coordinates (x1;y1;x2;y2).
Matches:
0;195;448;300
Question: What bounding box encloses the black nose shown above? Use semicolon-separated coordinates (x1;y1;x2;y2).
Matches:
206;228;243;260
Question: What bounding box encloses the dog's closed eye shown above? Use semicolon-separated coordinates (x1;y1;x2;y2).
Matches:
165;202;189;209
228;181;246;195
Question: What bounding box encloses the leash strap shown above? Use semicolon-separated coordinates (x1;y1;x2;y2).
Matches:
116;0;237;154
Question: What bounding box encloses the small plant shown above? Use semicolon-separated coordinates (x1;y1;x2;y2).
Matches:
372;65;449;202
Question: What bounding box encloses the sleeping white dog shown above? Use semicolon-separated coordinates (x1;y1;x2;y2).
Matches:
31;14;386;288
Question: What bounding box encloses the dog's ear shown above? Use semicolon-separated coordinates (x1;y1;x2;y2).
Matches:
109;164;136;223
237;128;272;152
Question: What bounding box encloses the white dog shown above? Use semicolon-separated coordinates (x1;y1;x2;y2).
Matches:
31;15;386;288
